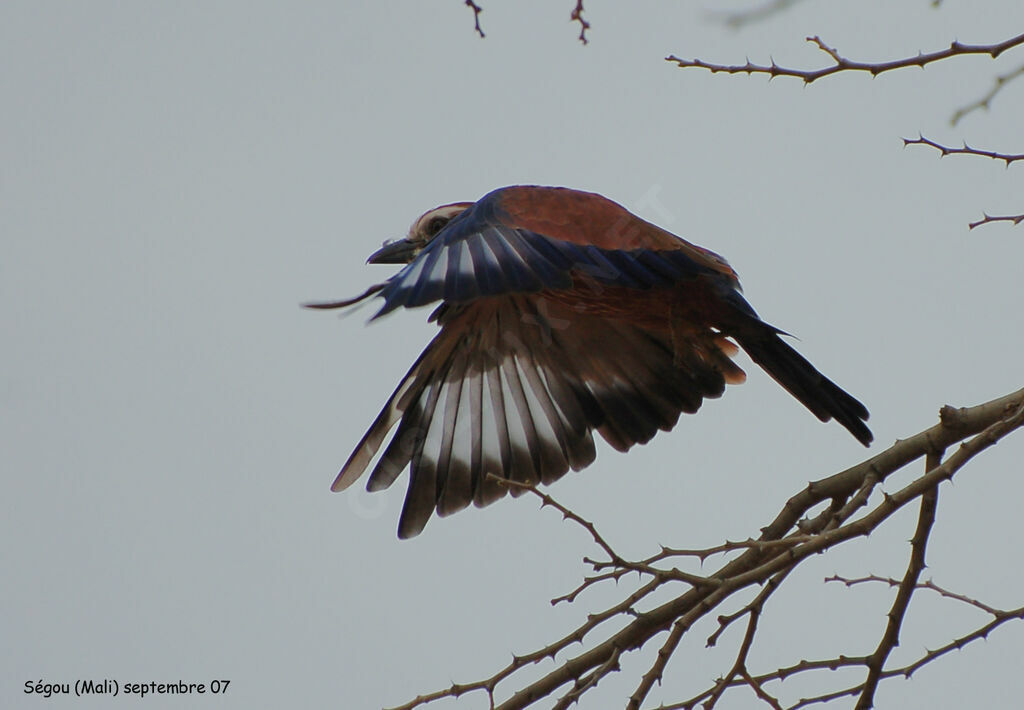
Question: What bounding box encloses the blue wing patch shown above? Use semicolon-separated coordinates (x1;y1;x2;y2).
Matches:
372;215;722;318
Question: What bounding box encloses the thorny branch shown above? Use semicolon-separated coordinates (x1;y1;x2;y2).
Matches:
904;136;1024;229
952;63;1024;126
570;1;590;45
394;388;1024;710
666;20;1024;229
825;575;1004;617
464;0;484;38
968;213;1024;230
856;448;941;709
461;1;589;43
667;32;1024;83
904;135;1024;166
710;0;809;31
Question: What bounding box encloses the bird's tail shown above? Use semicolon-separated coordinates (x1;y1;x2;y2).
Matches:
734;324;873;446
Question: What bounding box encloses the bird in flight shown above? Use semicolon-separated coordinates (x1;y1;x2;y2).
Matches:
310;186;872;538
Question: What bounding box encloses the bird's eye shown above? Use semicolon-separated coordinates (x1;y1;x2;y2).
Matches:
424;216;450;237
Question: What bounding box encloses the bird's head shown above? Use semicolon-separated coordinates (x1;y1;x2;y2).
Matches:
367;202;474;264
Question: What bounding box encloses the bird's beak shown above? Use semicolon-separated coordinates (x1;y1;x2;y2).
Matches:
368;239;420;265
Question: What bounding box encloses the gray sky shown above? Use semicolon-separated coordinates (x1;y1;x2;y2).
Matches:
4;2;1024;708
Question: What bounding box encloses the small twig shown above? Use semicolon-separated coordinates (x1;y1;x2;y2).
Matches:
825;575;1004;616
704;609;763;709
889;605;1024;678
551;567;630;606
903;135;1024;230
969;213;1024;230
628;618;687;710
389;575;660;710
952;63;1024;126
856;447;942;709
710;0;808;30
551;646;621;710
699;590;1024;705
495;477;626;564
464;0;485;38
822;469;881;532
649;535;812;564
585;557;717;587
570;0;589;45
667;31;1024;84
904;135;1024;165
707;565;794;649
739;668;783;709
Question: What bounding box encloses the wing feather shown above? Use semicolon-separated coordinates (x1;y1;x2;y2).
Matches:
371;190;730;318
338;294;761;536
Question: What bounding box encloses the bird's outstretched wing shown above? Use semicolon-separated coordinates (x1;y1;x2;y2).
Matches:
334;295;745;538
319;186;872;537
372;186;737;318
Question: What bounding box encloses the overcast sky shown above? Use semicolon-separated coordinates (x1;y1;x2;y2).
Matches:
5;2;1024;708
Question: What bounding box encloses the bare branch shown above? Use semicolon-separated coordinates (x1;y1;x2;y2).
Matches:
826;575;1004;616
857;447;942;709
495;477;627;566
740;668;784;709
464;0;485;38
889;605;1024;678
787;605;1024;708
696;579;1024;705
396;388;1024;710
952;63;1024;126
552;646;620;710
388;577;661;710
649;535;813;564
570;1;590;45
500;478;717;588
667;31;1024;83
460;1;591;43
705;609;763;709
903;136;1024;228
629;618;686;710
904;135;1024;165
494;395;1024;709
551;567;630;606
969;212;1024;230
710;0;809;30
